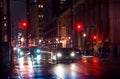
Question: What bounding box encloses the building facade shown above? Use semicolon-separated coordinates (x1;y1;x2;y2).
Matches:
57;0;120;56
40;0;72;48
29;0;45;45
72;0;110;49
28;0;120;55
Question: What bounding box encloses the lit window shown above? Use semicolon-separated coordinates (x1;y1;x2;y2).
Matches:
60;1;63;4
38;4;43;8
41;5;43;8
4;23;7;27
38;14;44;18
38;5;40;8
4;16;6;20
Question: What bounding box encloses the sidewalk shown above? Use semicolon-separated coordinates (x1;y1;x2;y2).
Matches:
81;55;120;64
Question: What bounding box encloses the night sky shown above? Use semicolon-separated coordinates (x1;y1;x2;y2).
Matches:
9;0;27;39
10;0;27;24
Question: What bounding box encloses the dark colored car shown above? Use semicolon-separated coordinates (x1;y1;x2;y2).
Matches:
30;46;51;62
51;48;81;63
18;47;31;57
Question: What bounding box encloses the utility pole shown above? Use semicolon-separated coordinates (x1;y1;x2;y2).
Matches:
7;0;13;73
71;0;75;48
26;0;29;47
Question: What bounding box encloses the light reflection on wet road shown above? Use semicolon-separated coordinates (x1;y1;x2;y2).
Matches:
10;56;120;79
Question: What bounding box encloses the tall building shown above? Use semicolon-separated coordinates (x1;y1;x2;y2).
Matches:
57;0;110;49
28;0;72;47
42;0;73;48
52;0;72;16
0;0;13;77
57;0;120;56
28;0;46;45
0;0;4;44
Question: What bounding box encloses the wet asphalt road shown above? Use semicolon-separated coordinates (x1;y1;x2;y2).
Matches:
10;56;120;79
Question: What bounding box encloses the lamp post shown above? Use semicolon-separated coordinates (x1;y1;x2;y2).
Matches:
92;35;96;53
26;0;29;47
83;33;86;51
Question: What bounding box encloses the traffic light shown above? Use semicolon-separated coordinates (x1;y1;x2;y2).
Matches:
76;24;82;32
93;35;96;40
36;49;40;53
18;21;28;30
22;22;27;26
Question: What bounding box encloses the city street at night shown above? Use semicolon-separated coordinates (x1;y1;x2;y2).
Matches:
1;0;120;79
10;55;120;79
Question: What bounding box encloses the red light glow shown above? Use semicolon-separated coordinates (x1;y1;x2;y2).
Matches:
76;24;83;32
93;36;96;40
23;23;27;26
18;21;28;30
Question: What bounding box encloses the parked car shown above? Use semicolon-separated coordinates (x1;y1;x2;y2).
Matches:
51;48;82;63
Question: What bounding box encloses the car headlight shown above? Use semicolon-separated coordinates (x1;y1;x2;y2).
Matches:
71;52;75;57
57;53;62;57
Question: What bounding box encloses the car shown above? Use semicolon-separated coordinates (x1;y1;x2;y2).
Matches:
17;47;31;58
51;48;82;63
30;46;51;62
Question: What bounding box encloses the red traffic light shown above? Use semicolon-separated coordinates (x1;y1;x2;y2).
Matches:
76;24;82;32
93;35;97;40
22;22;27;26
18;21;28;30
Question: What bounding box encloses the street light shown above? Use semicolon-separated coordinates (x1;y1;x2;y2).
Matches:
92;35;97;53
83;33;86;52
83;33;86;37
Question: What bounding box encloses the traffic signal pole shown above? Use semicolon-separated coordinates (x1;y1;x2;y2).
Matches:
7;0;13;72
26;0;29;47
71;0;75;48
